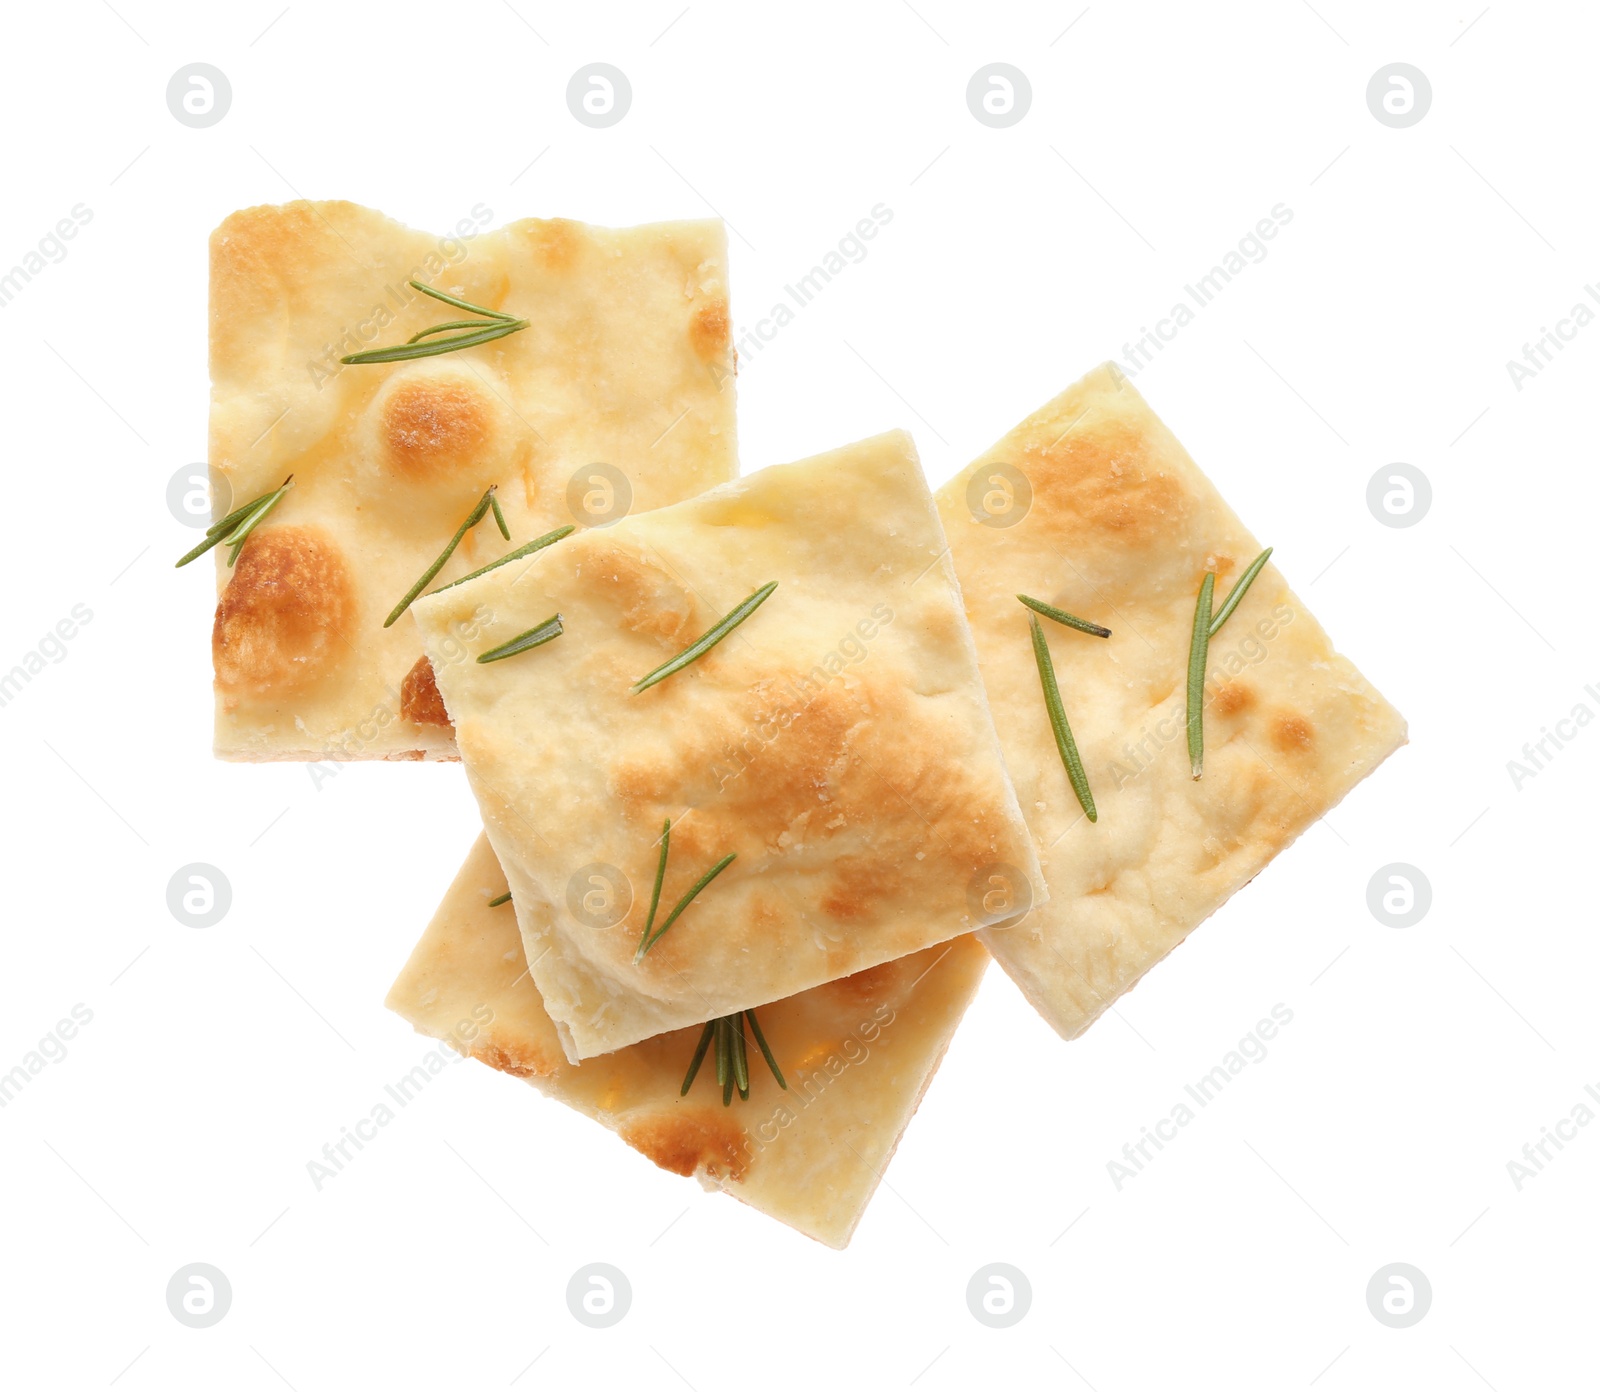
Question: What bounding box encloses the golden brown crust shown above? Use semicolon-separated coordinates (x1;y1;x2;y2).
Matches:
519;217;581;270
471;1042;554;1080
608;666;1017;974
400;655;452;727
212;526;353;695
690;301;730;360
619;1110;750;1181
619;673;1005;846
1212;681;1256;716
584;544;697;641
1271;711;1315;753
380;376;495;479
1023;413;1195;554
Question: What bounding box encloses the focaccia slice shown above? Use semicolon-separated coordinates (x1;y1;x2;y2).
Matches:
938;363;1406;1039
386;835;988;1249
412;430;1043;1060
207;202;736;762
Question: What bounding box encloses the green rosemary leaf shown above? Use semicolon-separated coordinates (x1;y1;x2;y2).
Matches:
341;318;528;365
205;492;267;538
223;491;285;567
1186;572;1215;780
428;525;574;595
344;281;523;363
487;891;512;907
680;1022;715;1096
176;528;231;569
636;819;671;960
406;318;505;345
176;476;294;568
223;477;296;567
489;489;511;541
732;1014;750;1100
384;487;497;628
475;615;563;664
1029;616;1097;823
176;530;228;569
409;279;518;322
683;1009;785;1101
715;1017;731;1106
1207;547;1273;637
632;581;778;693
635;852;737;962
745;1009;787;1089
1017;594;1112;638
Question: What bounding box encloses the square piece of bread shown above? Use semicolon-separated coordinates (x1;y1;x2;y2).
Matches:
208;202;736;761
937;364;1407;1039
412;430;1043;1060
386;835;989;1249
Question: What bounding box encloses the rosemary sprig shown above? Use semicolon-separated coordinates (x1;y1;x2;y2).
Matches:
745;1009;786;1088
206;494;270;537
341;280;528;365
1186;548;1273;779
489;490;511;541
1207;547;1273;637
1029;616;1097;823
1017;594;1111;638
731;1013;750;1100
681;1008;786;1105
409;281;518;321
680;1022;714;1094
407;318;506;343
1186;572;1215;780
174;475;294;568
384;486;498;628
639;818;671;950
640;854;736;959
429;525;575;595
342;320;528;365
633;816;737;962
715;1017;732;1104
632;581;778;693
222;494;286;566
488;891;512;907
476;615;563;664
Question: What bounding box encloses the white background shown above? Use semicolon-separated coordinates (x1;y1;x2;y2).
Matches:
1;1;1594;1387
